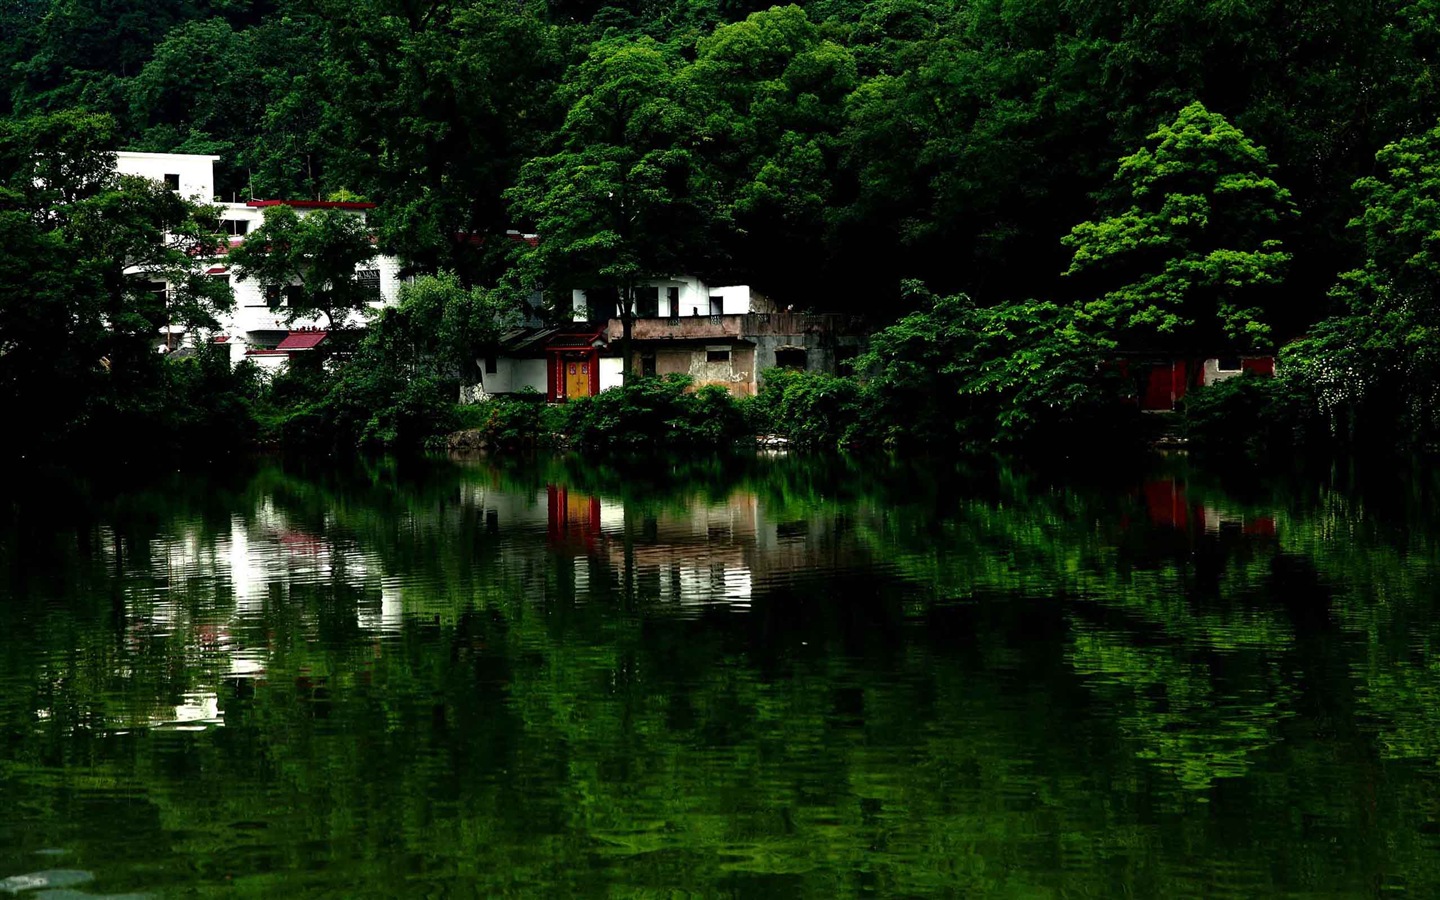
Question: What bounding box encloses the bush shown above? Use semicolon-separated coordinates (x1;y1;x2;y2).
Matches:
563;375;750;452
1183;373;1307;458
746;368;865;448
457;388;552;451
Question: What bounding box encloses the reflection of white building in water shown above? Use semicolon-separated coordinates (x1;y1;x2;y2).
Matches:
53;474;862;733
83;498;404;732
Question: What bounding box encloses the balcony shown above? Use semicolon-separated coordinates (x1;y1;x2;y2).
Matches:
605;313;861;343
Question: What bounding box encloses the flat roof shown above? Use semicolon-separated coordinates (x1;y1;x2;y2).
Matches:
113;150;221;161
247;199;376;210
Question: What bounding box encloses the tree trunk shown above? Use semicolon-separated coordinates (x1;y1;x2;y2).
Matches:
620;280;635;384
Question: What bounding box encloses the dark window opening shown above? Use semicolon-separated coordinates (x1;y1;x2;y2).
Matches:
666;287;679;318
1217;356;1242;372
163;173;180;191
586;287;617;320
777;520;809;540
707;349;731;363
642;353;657;377
484;356;498;374
144;281;167;311
774;347;807;369
635;286;660;318
222;218;249;236
356;268;381;300
709;295;723;316
267;284;304;307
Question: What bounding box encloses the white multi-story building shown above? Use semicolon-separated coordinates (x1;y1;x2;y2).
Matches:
114;151;404;370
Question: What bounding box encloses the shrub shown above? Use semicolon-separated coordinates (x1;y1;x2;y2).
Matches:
458;388;552;450
1183;373;1307;458
563;375;750;452
747;368;865;448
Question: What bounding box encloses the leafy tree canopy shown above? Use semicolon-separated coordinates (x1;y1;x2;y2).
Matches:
228;204;378;328
1064;102;1295;352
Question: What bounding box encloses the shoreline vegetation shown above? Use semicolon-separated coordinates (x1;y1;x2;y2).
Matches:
5;2;1440;467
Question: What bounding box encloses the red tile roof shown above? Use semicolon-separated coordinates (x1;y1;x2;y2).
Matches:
275;331;328;351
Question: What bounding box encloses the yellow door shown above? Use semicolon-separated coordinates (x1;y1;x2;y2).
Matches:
565;361;590;399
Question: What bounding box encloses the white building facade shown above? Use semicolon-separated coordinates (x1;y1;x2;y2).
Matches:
114;151;404;370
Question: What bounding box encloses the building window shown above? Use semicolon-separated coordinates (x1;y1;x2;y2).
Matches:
163;173;180;191
709;295;723;316
144;281;168;308
666;287;679;319
635;286;659;318
485;356;498;374
706;348;731;363
1217;356;1242;372
221;218;249;236
356;268;381;300
774;347;807;369
642;353;656;377
266;284;304;307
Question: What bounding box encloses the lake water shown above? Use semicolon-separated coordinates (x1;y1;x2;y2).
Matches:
2;453;1440;896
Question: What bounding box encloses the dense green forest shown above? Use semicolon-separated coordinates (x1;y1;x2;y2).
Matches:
6;0;1440;460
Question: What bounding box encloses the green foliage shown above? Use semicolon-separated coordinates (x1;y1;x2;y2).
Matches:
506;37;719;378
745;367;863;448
1272;121;1440;449
227;204;378;328
684;5;855;299
457;389;552;451
1182;373;1309;459
0;112;234;465
6;0;1440;457
857;283;1129;450
561;375;749;452
1064;102;1295;350
369;272;523;384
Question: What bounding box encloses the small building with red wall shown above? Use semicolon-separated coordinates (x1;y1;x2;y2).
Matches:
1128;355;1276;411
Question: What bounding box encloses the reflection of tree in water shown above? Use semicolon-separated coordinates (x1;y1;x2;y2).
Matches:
7;456;1440;893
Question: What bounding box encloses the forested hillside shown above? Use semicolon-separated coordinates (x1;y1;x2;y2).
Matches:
8;0;1440;461
7;0;1437;323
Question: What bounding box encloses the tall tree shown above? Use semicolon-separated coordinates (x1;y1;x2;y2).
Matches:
0;111;232;458
227;205;378;330
1283;121;1440;443
507;37;717;382
683;5;855;302
1063;102;1295;352
312;0;560;283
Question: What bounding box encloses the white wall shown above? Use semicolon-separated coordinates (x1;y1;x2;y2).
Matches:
599;357;624;391
1201;358;1242;387
114;151;217;202
712;284;759;315
479;357;547;395
572;277;763;320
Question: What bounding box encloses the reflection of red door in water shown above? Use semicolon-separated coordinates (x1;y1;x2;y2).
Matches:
1142;360;1188;411
547;485;601;549
1143;479;1189;529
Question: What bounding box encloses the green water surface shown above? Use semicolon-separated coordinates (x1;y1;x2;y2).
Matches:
1;454;1438;897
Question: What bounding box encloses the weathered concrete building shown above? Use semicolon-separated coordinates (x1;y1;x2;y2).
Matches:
475;277;865;401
